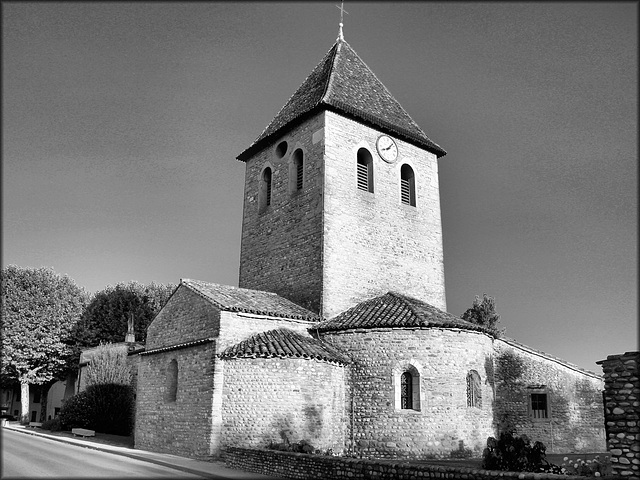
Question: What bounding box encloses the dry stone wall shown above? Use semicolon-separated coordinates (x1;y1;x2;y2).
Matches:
322;327;495;459
493;339;605;453
224;447;592;480
322;111;446;318
221;357;347;453
598;351;640;479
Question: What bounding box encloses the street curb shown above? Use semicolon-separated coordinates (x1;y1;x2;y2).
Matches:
3;425;220;478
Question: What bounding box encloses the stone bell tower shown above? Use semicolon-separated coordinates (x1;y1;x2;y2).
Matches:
236;34;447;319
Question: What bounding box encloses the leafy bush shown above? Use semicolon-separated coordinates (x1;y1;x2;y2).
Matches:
41;417;62;431
482;431;548;472
59;383;135;435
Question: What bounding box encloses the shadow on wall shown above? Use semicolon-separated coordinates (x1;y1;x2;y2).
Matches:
303;404;323;437
266;400;325;448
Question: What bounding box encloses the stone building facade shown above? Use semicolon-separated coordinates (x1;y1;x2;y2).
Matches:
135;35;605;459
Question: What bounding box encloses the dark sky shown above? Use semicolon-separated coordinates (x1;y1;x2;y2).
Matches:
2;2;637;372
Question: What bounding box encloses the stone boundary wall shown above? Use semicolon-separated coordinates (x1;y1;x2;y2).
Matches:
597;351;640;479
224;447;592;480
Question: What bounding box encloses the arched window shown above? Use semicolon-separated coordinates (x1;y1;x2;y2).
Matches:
466;370;481;408
166;359;178;403
401;372;413;409
400;164;416;206
356;148;374;192
395;365;421;411
259;167;272;212
290;149;304;192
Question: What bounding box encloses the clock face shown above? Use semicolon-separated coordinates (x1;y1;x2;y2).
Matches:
376;135;398;163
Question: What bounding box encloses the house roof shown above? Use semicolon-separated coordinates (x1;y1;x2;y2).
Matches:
219;328;350;365
237;38;446;161
315;291;496;336
181;279;319;321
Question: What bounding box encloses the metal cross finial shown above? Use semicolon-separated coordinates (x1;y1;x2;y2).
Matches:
336;1;348;40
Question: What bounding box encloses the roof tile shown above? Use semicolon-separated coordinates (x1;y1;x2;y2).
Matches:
219;328;350;365
181;279;319;321
237;39;446;161
315;292;496;336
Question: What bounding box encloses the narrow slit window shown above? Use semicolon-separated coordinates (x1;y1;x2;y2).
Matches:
291;149;303;192
400;372;413;409
466;370;482;408
259;167;272;212
265;169;272;206
166;359;178;403
400;164;416;206
357;148;374;192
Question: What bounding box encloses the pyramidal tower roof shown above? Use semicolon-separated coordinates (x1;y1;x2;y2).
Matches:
237;37;446;161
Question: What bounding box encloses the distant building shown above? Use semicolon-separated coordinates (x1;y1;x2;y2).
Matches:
1;375;75;422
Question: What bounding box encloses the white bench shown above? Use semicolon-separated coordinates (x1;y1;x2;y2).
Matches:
72;428;95;437
28;422;43;428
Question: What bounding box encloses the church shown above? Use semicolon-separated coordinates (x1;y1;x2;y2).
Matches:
134;31;605;460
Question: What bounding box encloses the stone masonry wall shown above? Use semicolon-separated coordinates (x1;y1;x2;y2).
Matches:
322;111;446;318
217;311;314;351
597;351;640;479
238;113;325;313
322;327;495;459
221;357;347;453
136;285;318;458
493;339;605;453
136;286;221;456
134;343;216;458
145;285;221;349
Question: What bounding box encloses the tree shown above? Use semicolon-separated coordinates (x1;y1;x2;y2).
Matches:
1;266;89;422
461;293;504;337
73;281;175;351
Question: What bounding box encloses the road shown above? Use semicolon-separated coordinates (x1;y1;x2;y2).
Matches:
1;428;204;478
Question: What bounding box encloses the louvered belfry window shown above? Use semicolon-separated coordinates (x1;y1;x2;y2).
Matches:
357;148;373;192
400;164;416;206
466;370;482;408
263;167;272;206
292;149;304;191
401;372;413;409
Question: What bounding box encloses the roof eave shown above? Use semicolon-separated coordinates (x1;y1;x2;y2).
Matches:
236;105;325;162
236;103;447;162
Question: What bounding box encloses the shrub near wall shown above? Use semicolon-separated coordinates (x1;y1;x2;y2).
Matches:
59;383;135;435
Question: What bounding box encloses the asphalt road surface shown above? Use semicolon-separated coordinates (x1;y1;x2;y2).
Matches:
1;428;203;478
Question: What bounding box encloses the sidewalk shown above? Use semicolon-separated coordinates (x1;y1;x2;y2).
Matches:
2;422;283;479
